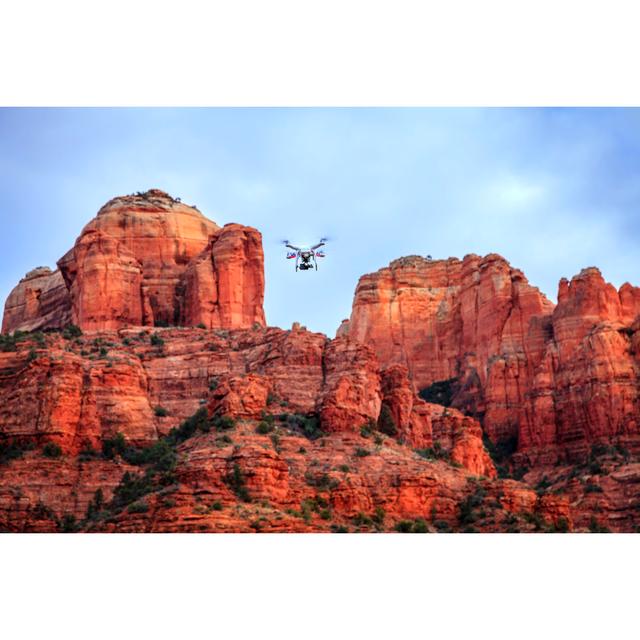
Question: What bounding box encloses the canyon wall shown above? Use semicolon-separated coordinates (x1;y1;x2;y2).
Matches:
343;254;640;463
3;190;265;333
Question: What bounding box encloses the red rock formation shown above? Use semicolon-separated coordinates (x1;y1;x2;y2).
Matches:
319;337;382;433
58;231;144;331
3;190;266;335
58;190;220;329
379;364;496;477
208;374;271;419
4;194;640;532
2;267;71;333
0;334;157;454
1;325;640;532
179;223;266;329
519;268;640;463
344;254;640;464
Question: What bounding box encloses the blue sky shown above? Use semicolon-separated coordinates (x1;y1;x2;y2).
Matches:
1;108;639;336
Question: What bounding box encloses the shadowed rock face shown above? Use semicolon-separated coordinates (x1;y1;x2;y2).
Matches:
343;255;640;463
2;267;71;333
3;190;266;333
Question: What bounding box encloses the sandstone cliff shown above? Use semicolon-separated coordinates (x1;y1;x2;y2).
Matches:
3;192;640;533
343;254;640;465
2;267;71;333
3;190;265;333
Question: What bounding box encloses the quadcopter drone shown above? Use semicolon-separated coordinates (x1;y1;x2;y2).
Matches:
283;238;328;271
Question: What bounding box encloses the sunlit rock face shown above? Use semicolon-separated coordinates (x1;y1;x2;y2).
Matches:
3;190;266;333
344;254;640;463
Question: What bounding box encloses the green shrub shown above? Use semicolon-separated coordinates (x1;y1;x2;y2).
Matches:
535;475;552;496
550;517;570;533
210;501;223;511
330;525;348;533
585;482;603;494
372;506;385;526
0;439;32;464
59;514;78;533
111;471;155;509
128;501;149;514
256;421;274;435
395;518;429;533
304;472;338;491
213;415;236;431
225;463;250;502
458;484;486;525
86;489;105;520
395;520;414;533
412;519;429;533
588;459;603;475
0;330;28;352
523;511;546;531
62;324;82;339
154;406;169;417
286;413;322;440
338;464;350;473
42;442;62;458
416;441;450;462
166;407;213;444
150;333;165;347
354;447;371;458
360;424;374;438
196;323;206;329
103;433;127;459
433;520;451;532
123;439;177;473
588;517;611;533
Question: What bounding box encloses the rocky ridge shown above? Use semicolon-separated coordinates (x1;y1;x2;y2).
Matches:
1;192;639;532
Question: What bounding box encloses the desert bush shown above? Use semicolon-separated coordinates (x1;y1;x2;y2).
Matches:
128;501;149;514
59;514;78;533
62;324;83;340
225;463;250;502
42;443;62;458
102;433;127;459
256;421;274;435
150;333;165;347
0;439;33;464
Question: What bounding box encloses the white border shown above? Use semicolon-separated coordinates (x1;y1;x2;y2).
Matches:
1;1;640;105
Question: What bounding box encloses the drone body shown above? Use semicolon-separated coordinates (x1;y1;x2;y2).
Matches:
284;238;327;271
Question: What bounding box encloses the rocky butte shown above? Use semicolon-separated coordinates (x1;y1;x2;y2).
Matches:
1;191;639;533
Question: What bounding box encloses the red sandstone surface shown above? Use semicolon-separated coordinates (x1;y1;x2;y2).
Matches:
4;190;265;333
1;192;639;532
344;254;640;467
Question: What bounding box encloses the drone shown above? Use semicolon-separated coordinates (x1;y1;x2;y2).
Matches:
283;238;328;271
